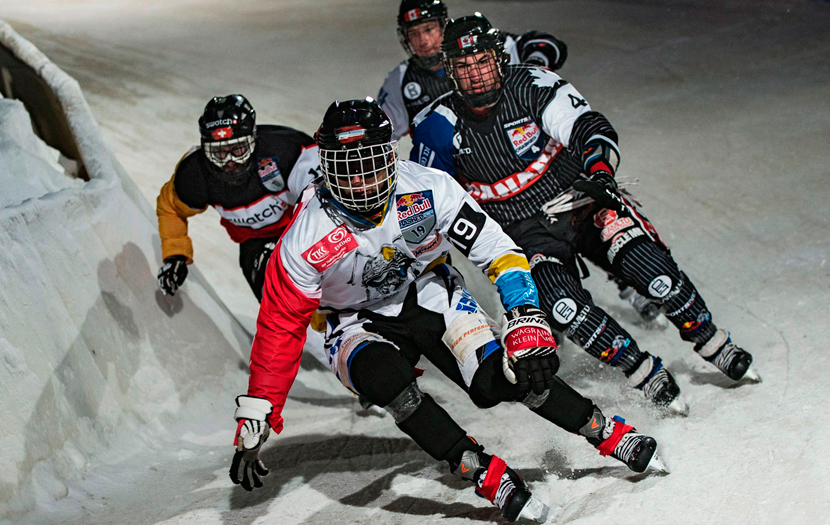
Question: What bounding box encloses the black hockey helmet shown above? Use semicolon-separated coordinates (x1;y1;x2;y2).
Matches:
316;98;398;221
397;0;449;70
442;13;508;108
198;94;257;184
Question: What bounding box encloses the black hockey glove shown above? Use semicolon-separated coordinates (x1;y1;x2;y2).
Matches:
501;305;560;397
157;255;188;296
572;171;626;213
230;396;272;491
250;242;277;303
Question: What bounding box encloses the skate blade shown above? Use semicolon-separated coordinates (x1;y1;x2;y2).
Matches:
647;452;670;474
518;494;550;523
642;314;669;330
741;366;762;383
665;397;689;417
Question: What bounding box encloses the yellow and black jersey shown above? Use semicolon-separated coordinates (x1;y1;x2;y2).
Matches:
156;125;320;262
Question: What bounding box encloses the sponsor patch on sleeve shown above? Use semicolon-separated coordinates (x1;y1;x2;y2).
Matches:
302;225;359;272
448;202;486;256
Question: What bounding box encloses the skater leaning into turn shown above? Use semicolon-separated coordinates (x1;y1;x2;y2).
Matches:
155;94;319;302
379;0;567;141
381;1;662;324
228;98;666;523
410;15;760;415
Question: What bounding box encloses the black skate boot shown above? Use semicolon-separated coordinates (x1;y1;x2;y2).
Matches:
695;329;761;382
627;355;688;416
580;407;668;474
454;448;549;523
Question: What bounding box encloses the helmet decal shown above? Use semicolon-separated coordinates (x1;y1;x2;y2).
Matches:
211;127;233;140
335;126;367;144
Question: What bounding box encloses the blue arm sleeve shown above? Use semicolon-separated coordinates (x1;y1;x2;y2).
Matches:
410;111;456;177
494;269;540;311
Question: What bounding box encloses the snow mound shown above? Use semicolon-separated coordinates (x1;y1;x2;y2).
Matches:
0;98;82;208
0;22;250;521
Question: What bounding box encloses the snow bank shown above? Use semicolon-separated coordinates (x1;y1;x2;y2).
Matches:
0;22;250;521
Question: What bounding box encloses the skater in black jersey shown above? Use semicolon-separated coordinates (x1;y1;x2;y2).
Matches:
411;15;761;415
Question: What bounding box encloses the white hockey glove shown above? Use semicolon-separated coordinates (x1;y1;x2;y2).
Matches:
157;255;188;296
229;395;272;491
501;305;560;397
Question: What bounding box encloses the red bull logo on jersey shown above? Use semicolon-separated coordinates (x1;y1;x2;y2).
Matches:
302;225;359;272
258;157;285;192
504;118;542;160
397;191;436;244
396;192;432;219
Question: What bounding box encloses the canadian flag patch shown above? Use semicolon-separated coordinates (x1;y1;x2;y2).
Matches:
302;225;359;272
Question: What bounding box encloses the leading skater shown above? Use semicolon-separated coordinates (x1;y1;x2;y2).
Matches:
228;98;666;523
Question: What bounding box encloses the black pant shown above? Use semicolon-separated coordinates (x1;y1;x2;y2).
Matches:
504;198;716;376
348;284;594;434
238;237;279;303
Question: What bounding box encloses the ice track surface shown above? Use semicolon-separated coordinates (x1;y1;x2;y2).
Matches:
4;0;830;523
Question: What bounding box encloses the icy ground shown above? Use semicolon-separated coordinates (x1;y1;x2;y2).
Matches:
3;0;830;523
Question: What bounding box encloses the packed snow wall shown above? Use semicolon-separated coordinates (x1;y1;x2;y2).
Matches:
0;22;251;520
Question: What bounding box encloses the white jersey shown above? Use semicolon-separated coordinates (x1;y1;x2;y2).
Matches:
280;160;526;317
248;159;541;433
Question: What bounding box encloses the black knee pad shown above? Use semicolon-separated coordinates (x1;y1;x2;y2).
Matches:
468;351;519;408
348;342;416;407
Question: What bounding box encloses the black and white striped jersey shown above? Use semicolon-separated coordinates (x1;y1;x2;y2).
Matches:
379;31;568;141
409;65;618;226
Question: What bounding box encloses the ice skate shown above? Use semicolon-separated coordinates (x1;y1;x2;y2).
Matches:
618;285;668;329
628;356;688;416
455;449;550;523
696;329;761;383
357;396;387;417
581;409;668;474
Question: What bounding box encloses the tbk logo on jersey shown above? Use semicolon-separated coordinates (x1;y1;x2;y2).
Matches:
212;127;233;140
504;118;543;161
397;191;436;244
302;225;359;272
403;82;423;100
335;125;366;144
258;157;285;192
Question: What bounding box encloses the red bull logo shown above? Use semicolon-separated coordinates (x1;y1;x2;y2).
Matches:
397;193;432;220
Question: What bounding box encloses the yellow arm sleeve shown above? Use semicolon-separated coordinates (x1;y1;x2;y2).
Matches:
156;173;207;263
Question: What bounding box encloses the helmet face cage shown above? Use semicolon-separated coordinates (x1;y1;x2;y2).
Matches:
203;134;256;171
441;16;508;107
398;19;447;70
319;142;399;214
444;46;506;107
397;0;448;69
